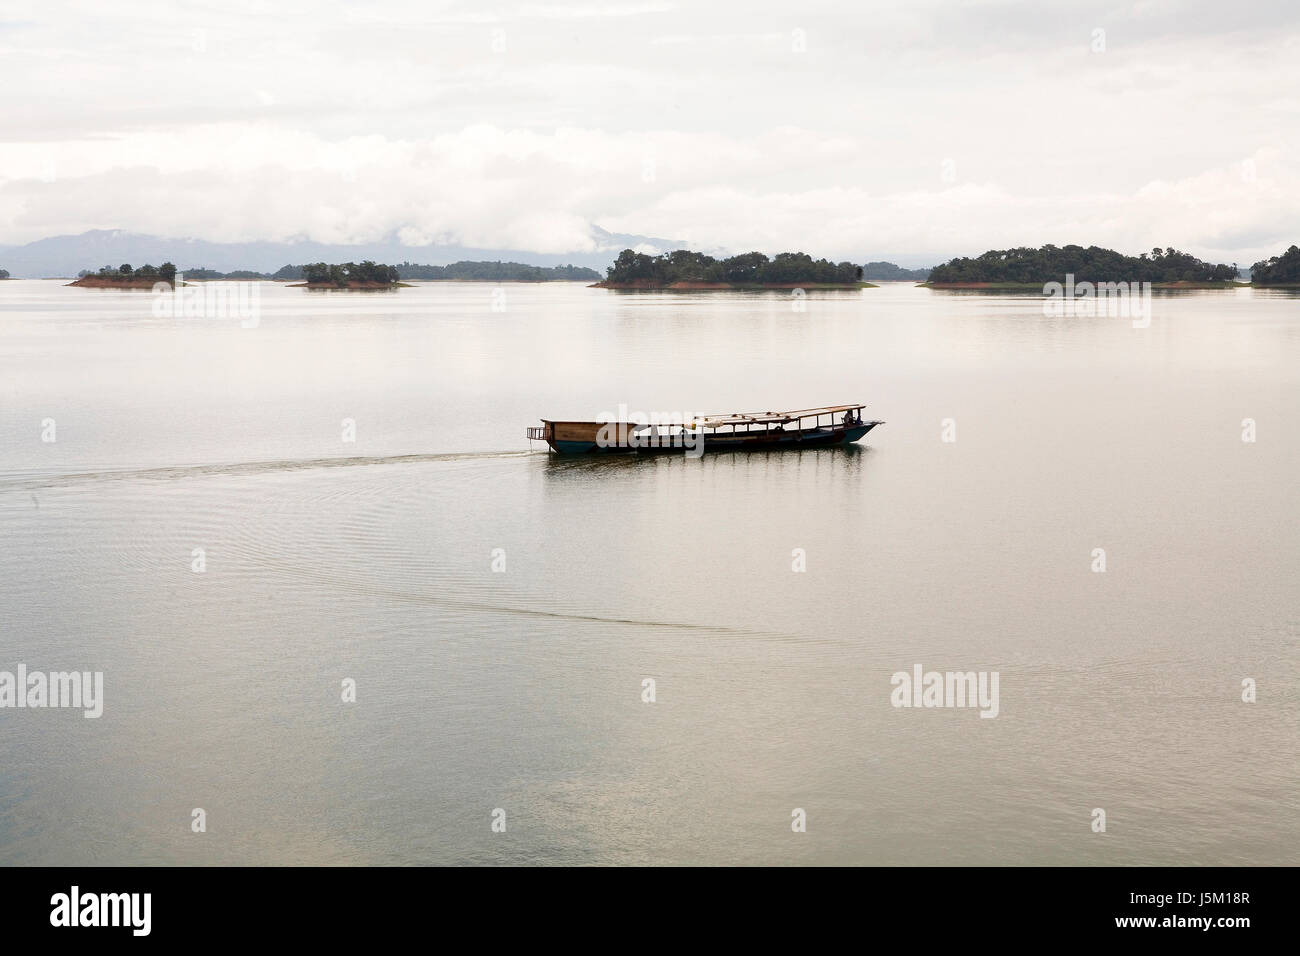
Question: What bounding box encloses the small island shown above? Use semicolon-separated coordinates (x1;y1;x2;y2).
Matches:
68;262;179;289
862;261;931;281
168;261;598;281
174;268;271;280
395;261;600;281
1249;245;1300;287
0;268;10;279
289;261;410;289
594;249;873;290
923;245;1243;289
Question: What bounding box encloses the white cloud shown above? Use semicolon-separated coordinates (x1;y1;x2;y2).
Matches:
0;0;1298;264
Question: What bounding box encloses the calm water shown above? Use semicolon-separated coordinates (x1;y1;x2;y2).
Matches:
0;279;1296;866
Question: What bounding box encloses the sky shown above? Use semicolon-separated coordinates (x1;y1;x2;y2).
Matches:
1;0;1298;265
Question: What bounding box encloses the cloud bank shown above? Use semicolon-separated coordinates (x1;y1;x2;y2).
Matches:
1;0;1297;265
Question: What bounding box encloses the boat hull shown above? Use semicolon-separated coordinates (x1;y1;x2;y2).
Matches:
542;421;881;455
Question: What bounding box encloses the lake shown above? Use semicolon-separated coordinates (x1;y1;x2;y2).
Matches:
0;278;1296;865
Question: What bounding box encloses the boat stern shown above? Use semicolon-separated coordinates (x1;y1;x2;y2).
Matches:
528;420;607;454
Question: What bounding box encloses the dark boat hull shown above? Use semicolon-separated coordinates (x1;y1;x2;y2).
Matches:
549;421;881;455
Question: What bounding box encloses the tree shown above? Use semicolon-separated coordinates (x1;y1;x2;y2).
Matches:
119;263;133;275
603;247;864;286
721;252;768;283
606;249;659;282
927;244;1236;284
159;262;177;283
1249;245;1300;285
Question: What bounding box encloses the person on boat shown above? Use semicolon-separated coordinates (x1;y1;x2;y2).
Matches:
843;410;853;427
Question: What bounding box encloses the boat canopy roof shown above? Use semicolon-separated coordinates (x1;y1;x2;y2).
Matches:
690;405;864;429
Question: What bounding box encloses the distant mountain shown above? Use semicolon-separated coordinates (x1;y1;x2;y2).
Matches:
0;227;687;278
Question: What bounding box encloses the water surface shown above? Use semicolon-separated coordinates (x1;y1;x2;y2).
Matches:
1;279;1296;865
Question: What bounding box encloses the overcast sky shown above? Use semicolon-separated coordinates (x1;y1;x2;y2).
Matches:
2;0;1297;264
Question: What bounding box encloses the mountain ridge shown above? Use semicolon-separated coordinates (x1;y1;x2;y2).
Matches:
0;226;688;278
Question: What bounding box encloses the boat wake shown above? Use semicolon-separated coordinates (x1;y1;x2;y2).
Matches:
0;450;534;492
266;557;792;639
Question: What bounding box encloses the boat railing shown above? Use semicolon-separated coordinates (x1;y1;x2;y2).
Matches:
525;426;547;440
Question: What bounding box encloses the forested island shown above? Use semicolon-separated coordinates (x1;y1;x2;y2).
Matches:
925;245;1241;288
1249;245;1300;286
69;262;179;288
175;261;599;282
290;261;408;289
862;261;931;281
177;268;274;280
596;249;870;289
0;268;9;279
45;245;1297;292
396;261;599;281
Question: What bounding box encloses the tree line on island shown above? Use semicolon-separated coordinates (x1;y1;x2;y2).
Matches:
40;243;1300;288
395;261;599;281
301;261;401;286
861;261;931;281
77;262;179;281
601;249;865;287
926;245;1240;285
1248;245;1300;285
144;260;601;282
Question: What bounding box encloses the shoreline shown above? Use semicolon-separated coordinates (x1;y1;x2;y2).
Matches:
287;281;412;289
922;280;1247;291
66;276;181;289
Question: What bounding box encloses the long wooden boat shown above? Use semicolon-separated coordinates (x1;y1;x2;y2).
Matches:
526;405;883;455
